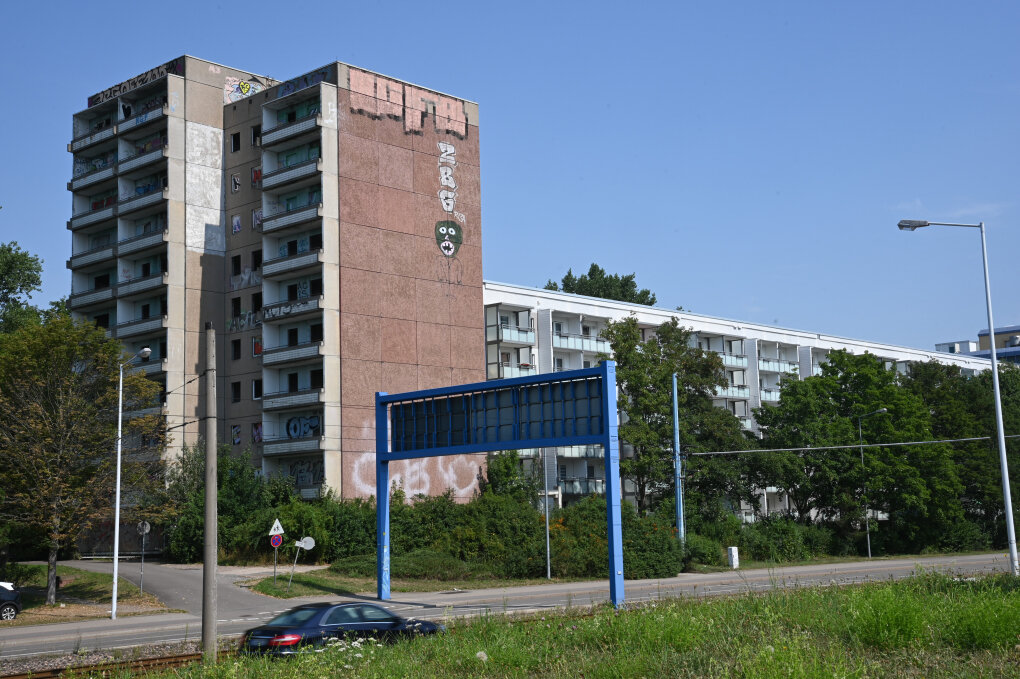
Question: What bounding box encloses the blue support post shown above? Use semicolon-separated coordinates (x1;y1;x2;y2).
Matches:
672;373;685;546
601;361;625;607
375;392;391;600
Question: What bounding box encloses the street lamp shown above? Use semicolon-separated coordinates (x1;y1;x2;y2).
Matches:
112;345;151;620
857;407;887;558
898;219;1019;576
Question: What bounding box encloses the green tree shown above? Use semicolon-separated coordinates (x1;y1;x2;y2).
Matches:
478;449;540;504
545;263;658;306
599;316;744;512
0;242;43;333
0;315;164;603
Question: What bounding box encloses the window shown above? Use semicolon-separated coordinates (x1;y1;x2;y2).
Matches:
141;262;151;277
252;249;262;270
310;323;323;343
499;314;510;327
554;357;564;371
553;322;563;336
251;124;261;146
310;368;324;390
582;325;591;337
587;465;595;479
140;303;151;320
286;240;298;256
500;352;511;365
309;278;322;297
160;295;168;316
582;360;591;369
231;255;241;276
287;284;298;301
252;379;263;400
252;292;262;313
309;232;323;251
287;328;299;346
287;373;299;393
94;313;110;329
231;297;241;317
230;132;240;152
160;340;167;358
559;465;567;480
231;381;241;403
94;273;110;290
231;339;241;360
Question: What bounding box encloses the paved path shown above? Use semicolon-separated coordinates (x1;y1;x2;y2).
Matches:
0;552;1010;662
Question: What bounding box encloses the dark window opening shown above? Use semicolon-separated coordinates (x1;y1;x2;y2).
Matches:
231;255;241;277
310;369;324;390
140;303;151;320
252;292;262;313
252;379;263;399
141;262;151;277
287;284;298;301
159;340;167;358
231;381;241;403
230;132;241;152
94;313;110;329
287;328;299;346
94;273;110;290
160;296;168;316
231;339;241;360
309;278;322;297
231;297;241;317
309;233;323;250
286;240;298;256
251;124;261;146
287;373;299;392
252;249;262;270
310;323;323;343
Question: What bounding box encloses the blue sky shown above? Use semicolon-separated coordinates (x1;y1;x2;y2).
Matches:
2;1;1017;350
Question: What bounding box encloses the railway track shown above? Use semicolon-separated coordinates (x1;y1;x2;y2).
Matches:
1;651;236;679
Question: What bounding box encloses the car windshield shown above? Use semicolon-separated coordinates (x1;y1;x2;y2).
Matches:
267;607;320;626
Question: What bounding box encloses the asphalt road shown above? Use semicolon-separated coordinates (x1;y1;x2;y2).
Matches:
0;552;1011;662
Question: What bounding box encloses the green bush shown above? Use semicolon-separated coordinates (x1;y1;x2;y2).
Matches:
938;519;991;553
330;549;479;580
683;533;725;568
739;516;811;562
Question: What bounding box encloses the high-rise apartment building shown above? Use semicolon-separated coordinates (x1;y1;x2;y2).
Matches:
68;57;484;500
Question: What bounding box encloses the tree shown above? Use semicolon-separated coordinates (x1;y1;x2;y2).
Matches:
0;314;164;603
0;242;43;333
545;263;658;306
599;316;746;513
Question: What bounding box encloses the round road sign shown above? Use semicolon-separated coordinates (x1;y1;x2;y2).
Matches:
270;534;283;548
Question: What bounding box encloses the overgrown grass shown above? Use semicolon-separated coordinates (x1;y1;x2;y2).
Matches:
165;571;1020;678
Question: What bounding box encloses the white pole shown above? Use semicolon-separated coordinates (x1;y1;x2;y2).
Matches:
544;448;551;579
978;223;1019;576
111;362;124;620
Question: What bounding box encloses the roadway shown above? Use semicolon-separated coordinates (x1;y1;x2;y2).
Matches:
0;552;1010;661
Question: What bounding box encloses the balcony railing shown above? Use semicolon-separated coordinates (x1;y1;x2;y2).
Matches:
69;285;115;308
115;314;167;339
129;356;169;376
758;358;799;374
68;243;115;269
558;477;605;495
739;417;755;430
69;125;116;152
261;157;322;190
262;341;325;366
720;353;749;368
118;146;167;174
557;445;604;459
116;229;168;257
117;104;167;134
69;163;116;191
812;365;824;377
495;324;535;345
262;387;325;410
261;113;322;146
262;249;324;277
118;187;168;216
68;204;116;230
498;362;537;378
117;272;168;297
715;385;750;399
261;203;323;233
551;332;610;354
263;435;326;456
760;388;782;403
262;296;322;322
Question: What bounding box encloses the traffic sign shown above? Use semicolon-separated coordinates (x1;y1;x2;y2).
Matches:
269;519;284;536
270;534;283;548
137;521;150;535
296;536;315;551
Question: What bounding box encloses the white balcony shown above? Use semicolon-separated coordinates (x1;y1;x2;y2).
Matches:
758;358;799;374
495;325;535;345
117;105;167;134
261;203;323;233
557;445;604;459
262;388;326;410
69;165;116;191
739;417;755;430
261;158;322;191
261;114;322;146
69;205;115;230
551;333;610;354
70;126;115;152
115;314;168;339
262;296;321;322
812;364;824;377
715;385;750;399
262;341;325;366
118;188;167;216
498;362;537;378
760;388;782;403
262;249;324;278
720;353;749;368
263;436;326;456
117;229;168;257
68;244;115;269
118;146;167;174
558;477;605;495
69;286;114;308
129;357;169;376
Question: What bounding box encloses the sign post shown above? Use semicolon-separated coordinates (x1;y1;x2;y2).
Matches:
136;521;150;594
287;537;315;592
269;519;285;586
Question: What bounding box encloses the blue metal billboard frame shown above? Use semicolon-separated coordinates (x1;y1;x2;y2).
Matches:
375;361;625;606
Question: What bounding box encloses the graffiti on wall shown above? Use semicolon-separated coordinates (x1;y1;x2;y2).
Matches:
252;336;263;357
252;422;263;443
351;453;479;499
89;57;185;107
286;415;321;439
224;76;267;103
252;208;263;231
229;267;262;291
273;66;335;100
348;68;469;137
230;174;241;193
231;215;242;234
226;309;263;332
435;142;463;284
287;458;324;488
231;425;242;445
251;166;262;188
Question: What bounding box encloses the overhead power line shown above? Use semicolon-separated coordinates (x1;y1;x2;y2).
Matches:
691;434;1020;457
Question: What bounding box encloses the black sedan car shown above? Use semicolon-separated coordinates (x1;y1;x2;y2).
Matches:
241;602;443;655
0;582;22;621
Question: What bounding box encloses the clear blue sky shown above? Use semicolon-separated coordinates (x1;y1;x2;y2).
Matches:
2;1;1016;350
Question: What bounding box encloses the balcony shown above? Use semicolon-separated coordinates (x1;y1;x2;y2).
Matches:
720;353;749;368
69;285;115;309
70;126;116;153
494;324;535;346
760;388;782;403
758;358;799;374
115;314;168;339
739;417;755;430
552;332;610;354
262;249;324;278
262;296;322;322
497;362;537;378
558;445;604;459
117;229;168;257
69;164;116;192
68;243;115;269
263;435;326;456
262;158;322;191
129;356;168;376
715;385;750;399
118;146;167;174
262;341;325;366
261;203;323;233
118;187;168;217
558;477;605;496
812;364;824;377
69;204;116;230
261;113;322;147
117;272;168;298
117;104;167;135
262;387;326;410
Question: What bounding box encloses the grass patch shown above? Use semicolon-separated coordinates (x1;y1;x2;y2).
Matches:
165;571;1020;678
4;564;166;626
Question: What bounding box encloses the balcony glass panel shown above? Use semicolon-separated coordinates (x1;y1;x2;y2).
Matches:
497;325;535;344
760;388;782;402
715;385;750;399
499;363;537;378
551;332;610;353
557;477;605;495
720;353;749;368
758;358;799;374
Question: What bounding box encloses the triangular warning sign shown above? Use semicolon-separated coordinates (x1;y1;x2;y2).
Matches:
269;519;285;536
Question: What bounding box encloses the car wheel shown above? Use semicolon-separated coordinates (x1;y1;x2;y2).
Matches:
0;603;17;621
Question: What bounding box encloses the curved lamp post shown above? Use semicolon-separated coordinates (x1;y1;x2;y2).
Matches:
857;407;887;558
112;345;151;619
898;219;1018;576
